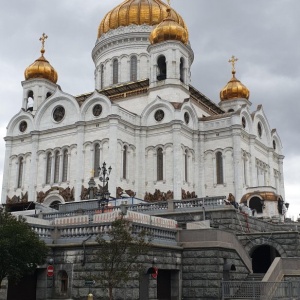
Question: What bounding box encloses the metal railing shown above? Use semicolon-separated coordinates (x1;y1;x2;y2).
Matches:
222;280;300;299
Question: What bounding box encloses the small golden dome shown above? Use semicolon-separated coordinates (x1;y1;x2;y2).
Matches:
98;0;188;38
149;8;189;45
24;34;58;84
220;56;250;101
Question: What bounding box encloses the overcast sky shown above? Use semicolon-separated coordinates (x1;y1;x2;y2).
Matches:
0;0;299;218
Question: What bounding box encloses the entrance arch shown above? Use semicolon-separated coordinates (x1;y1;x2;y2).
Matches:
249;197;263;214
251;245;280;273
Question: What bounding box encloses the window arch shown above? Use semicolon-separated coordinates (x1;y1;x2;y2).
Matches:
157;56;167;81
17;157;24;188
46;153;52;184
100;64;104;89
216;151;224;184
130;56;137;81
94;143;100;177
157;148;163;181
123;145;127;179
54;151;60;183
62;149;68;182
180;57;184;83
113;59;118;84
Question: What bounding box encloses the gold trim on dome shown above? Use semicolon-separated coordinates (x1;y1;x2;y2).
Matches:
98;0;188;38
24;34;58;84
220;56;250;101
240;191;282;203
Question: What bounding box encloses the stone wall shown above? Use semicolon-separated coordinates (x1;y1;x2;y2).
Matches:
182;249;249;300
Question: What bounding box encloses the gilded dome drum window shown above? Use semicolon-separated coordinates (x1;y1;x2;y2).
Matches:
19;121;27;132
53;106;65;122
154;110;165;122
93;104;102;117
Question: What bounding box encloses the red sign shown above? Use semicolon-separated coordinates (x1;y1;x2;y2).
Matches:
47;265;54;277
151;267;158;279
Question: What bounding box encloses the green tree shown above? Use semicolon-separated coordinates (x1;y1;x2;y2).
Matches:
0;208;49;285
95;217;151;300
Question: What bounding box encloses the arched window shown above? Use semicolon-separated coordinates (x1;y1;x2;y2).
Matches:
62;149;68;182
94;143;100;177
157;148;163;181
184;150;188;182
113;59;118;84
130;56;137;81
180;58;184;83
100;64;104;89
58;270;68;294
46;92;52;99
216;151;224;184
123;145;127;179
17;157;24;188
157;56;167;81
46;153;52;184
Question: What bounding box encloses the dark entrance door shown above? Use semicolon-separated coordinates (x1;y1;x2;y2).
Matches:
252;245;280;273
157;269;171;300
7;271;37;300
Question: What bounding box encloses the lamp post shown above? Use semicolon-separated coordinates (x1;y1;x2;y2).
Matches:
97;162;112;212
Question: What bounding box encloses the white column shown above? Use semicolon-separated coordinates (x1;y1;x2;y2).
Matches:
172;121;182;200
28;132;39;202
75;122;85;201
1;139;13;203
67;153;71;182
197;133;205;197
278;156;285;199
268;151;275;187
249;136;257;187
232;129;243;201
21;159;26;190
107;116;119;198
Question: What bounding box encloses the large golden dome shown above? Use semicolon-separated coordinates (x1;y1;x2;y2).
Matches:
98;0;188;38
24;34;58;84
149;8;188;45
220;56;249;101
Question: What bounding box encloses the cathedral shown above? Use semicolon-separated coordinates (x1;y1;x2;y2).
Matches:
2;0;286;218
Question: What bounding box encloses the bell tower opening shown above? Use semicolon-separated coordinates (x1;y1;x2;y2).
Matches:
157;55;167;81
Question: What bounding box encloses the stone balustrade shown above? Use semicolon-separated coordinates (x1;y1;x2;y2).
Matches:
29;221;178;246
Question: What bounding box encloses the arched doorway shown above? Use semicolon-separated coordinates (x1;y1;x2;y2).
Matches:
249;197;263;214
251;245;280;273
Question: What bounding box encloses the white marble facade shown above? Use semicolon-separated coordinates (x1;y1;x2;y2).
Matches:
1;5;285;219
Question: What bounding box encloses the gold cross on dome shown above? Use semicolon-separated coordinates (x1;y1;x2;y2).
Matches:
39;33;48;52
167;0;171;6
228;55;238;72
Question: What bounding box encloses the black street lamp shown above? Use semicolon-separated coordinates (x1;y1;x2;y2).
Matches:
97;162;112;212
